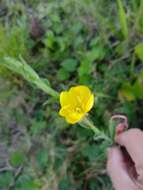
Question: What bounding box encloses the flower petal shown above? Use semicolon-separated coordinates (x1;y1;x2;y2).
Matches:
69;85;92;106
65;112;84;124
60;91;69;107
59;105;70;116
85;93;94;112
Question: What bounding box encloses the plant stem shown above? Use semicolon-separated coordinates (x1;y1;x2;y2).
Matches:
130;53;136;76
95;93;115;100
80;116;112;143
35;80;59;99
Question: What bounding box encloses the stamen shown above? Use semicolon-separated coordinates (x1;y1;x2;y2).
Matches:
75;107;82;113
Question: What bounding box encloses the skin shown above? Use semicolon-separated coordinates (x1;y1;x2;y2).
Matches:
107;126;143;190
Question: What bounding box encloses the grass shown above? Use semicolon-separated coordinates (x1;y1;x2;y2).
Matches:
0;0;143;189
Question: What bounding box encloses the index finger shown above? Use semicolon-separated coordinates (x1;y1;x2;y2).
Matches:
115;129;143;173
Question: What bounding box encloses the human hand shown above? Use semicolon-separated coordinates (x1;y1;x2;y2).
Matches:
107;128;143;190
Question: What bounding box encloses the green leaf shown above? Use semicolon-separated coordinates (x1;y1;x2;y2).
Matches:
36;149;49;168
41;78;51;87
135;43;143;61
10;151;25;167
0;172;13;188
82;142;109;162
133;80;143;98
115;41;128;55
117;0;128;39
78;75;92;84
89;180;98;190
82;144;98;161
59;176;71;190
71;21;83;34
16;175;38;190
78;59;92;76
57;68;70;80
119;80;143;100
44;31;55;49
119;82;135;101
0;23;28;58
1;57;59;98
78;48;105;77
30;120;47;135
139;69;143;79
86;48;105;61
138;0;143;33
74;36;83;48
62;58;78;72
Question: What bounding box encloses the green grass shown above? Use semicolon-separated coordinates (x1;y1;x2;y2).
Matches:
0;0;143;189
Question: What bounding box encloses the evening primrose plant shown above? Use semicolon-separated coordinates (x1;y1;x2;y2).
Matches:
59;85;113;142
1;56;126;145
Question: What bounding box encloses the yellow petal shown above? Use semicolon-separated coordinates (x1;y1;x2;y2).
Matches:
65;117;77;124
85;93;94;112
59;105;70;116
69;85;92;106
65;112;84;124
60;91;69;107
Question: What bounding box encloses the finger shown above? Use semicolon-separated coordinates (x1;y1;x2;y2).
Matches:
115;123;127;136
107;147;137;190
115;128;143;183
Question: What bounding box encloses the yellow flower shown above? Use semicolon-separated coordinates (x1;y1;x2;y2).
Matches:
59;85;94;124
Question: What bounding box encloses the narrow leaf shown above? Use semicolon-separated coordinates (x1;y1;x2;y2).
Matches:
1;57;59;98
138;0;143;33
135;43;143;61
117;0;128;39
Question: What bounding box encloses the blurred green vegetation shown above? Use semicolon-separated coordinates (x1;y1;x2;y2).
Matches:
1;0;143;189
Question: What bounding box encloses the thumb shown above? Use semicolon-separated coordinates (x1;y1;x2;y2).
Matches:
107;147;137;190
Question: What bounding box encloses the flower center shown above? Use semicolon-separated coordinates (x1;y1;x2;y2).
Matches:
75;107;82;113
